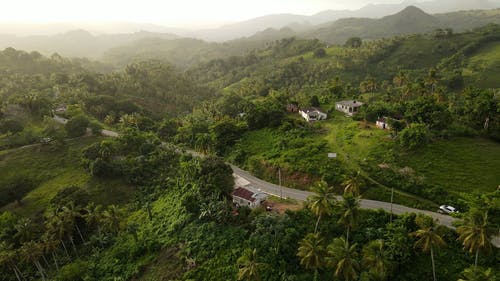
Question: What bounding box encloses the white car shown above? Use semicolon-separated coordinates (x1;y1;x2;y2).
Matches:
438;205;458;215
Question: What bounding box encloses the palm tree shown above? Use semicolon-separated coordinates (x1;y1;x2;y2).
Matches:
84;202;104;236
457;210;495;269
458;266;496;281
307;182;337;233
237;248;266;281
342;171;362;196
102;205;122;234
337;193;360;242
362;239;392;281
0;242;24;281
41;232;60;271
44;209;71;258
61;203;86;243
326;237;360;281
14;217;35;243
297;233;327;281
411;217;446;281
20;241;47;281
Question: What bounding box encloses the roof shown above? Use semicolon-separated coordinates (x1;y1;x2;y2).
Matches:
336;100;363;107
232;187;256;202
300;107;325;114
377;117;388;123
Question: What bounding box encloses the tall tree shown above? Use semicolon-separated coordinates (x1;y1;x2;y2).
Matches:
20;241;47;281
0;242;23;281
61;203;86;243
307;182;337;233
337;193;360;242
457;210;495;269
342;171;362;196
102;205;122;234
362;239;392;281
236;248;266;281
297;233;327;281
411;216;446;281
41;232;60;271
326;237;360;281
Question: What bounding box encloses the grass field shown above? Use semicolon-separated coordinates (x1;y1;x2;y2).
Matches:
0;136;135;217
398;137;500;196
464;41;500;88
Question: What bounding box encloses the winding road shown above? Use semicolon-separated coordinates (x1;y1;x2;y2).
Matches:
52;115;500;246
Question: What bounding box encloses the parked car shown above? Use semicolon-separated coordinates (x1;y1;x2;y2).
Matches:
438;205;458;215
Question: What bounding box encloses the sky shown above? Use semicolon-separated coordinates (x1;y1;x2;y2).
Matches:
0;0;419;27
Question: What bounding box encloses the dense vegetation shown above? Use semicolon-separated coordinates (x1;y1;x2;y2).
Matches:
0;17;499;281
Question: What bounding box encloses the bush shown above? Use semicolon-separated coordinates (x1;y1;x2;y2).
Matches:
313;48;327;58
57;260;88;281
89;121;103;135
65;115;90;138
399;123;431;150
0;119;24;134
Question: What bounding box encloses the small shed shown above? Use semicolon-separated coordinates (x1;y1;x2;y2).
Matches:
335;100;363;116
299;107;327;122
376;117;390;130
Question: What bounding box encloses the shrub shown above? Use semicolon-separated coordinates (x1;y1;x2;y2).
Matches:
399;123;431;150
65;115;90;138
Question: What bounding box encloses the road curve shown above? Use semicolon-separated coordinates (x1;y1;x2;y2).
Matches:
231;165;457;228
52;116;499;246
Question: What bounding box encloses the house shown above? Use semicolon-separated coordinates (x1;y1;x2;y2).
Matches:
299;107;327;122
376;117;390;130
286;103;299;112
335;100;363;116
232;186;267;209
54;105;67;114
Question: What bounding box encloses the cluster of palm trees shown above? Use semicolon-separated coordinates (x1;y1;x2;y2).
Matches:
296;182;379;281
294;180;497;281
0;202;123;281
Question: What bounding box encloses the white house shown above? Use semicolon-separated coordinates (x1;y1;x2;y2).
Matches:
299;107;328;122
232;186;267;209
376;117;391;130
335;100;363;116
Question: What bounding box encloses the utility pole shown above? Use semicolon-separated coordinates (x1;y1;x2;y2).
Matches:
390;186;394;223
278;167;283;199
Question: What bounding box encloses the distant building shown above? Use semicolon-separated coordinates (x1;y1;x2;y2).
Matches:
232;186;267;209
376;117;390;130
287;103;299;112
299;107;328;122
54;105;67;114
335;100;363;116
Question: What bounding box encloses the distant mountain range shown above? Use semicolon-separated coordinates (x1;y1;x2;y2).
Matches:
0;0;498;41
0;2;499;64
192;0;500;41
298;6;500;44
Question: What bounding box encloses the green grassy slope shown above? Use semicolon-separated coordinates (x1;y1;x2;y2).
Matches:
398;137;500;196
0;137;134;217
463;41;500;88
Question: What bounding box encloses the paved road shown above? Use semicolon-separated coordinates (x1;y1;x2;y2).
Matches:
231;165;457;228
53;115;119;137
51;116;499;246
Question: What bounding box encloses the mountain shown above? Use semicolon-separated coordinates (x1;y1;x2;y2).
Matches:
0;30;179;58
189;14;311;41
282;7;500;44
193;0;500;41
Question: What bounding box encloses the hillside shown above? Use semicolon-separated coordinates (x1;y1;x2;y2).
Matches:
0;30;178;59
302;7;500;44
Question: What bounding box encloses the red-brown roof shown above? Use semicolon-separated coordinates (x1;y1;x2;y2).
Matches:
232;187;256;202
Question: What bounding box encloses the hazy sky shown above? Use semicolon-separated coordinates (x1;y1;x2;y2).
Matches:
0;0;418;27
